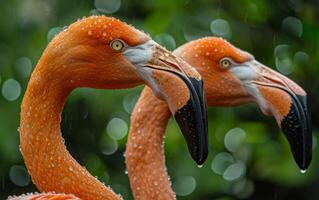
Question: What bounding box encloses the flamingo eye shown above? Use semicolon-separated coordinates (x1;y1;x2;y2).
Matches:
220;58;232;69
110;39;125;52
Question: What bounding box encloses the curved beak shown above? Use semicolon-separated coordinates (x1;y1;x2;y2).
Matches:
235;60;312;170
124;40;208;165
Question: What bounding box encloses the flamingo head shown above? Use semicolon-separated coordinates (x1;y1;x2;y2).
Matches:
38;16;208;165
175;37;312;170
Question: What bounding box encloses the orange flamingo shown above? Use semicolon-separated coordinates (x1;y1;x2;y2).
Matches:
125;37;312;199
9;16;209;200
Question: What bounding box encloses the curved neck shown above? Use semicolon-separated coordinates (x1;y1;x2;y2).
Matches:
125;87;175;200
20;63;121;200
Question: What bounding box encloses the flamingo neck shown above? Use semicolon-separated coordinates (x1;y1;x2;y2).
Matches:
20;63;121;200
125;87;175;200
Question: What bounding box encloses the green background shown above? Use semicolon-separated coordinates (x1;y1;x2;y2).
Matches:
0;0;318;199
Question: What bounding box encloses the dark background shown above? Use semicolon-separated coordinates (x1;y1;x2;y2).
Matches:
0;0;318;199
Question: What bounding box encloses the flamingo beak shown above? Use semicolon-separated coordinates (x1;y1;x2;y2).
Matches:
232;60;312;170
124;40;208;165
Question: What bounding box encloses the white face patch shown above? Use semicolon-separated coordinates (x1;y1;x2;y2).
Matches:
229;60;259;82
122;40;166;100
123;40;157;65
230;65;257;81
229;60;269;114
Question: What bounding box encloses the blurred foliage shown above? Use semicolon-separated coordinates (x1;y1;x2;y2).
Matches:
0;0;319;199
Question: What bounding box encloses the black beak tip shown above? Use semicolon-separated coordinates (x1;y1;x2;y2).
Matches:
292;143;312;171
299;158;311;171
280;94;312;171
194;151;208;166
174;101;208;166
188;141;208;166
173;77;208;166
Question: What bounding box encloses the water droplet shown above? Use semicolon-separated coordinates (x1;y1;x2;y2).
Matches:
197;165;203;168
300;169;307;174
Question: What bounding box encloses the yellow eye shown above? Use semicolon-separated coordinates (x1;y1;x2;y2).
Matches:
220;58;231;68
110;39;125;52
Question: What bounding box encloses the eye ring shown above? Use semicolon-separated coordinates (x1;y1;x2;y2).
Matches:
219;58;232;69
110;39;125;52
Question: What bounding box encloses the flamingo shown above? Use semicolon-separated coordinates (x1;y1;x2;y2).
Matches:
125;37;312;199
8;16;209;200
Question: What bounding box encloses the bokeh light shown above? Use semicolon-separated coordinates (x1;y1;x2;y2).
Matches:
9;165;30;187
224;128;246;152
47;27;63;42
173;176;197;196
282;16;303;37
274;44;293;75
100;136;118;155
18;0;53;27
211;152;235;175
294;51;309;65
223;160;246;181
210;19;232;39
107;117;128;140
14;57;33;78
123;93;139;114
183;16;210;41
94;0;121;14
1;79;21;101
232;178;254;198
154;33;176;51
